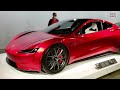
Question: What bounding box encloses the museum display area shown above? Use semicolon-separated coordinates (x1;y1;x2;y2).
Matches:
1;11;120;79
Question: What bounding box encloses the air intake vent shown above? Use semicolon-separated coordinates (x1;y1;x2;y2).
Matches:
17;31;36;39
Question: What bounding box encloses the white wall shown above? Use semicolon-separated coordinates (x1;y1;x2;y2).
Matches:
0;11;120;49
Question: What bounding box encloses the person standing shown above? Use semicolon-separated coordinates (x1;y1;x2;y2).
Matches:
48;12;59;26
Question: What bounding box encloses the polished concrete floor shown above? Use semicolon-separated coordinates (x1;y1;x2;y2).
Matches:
99;69;120;79
1;49;120;79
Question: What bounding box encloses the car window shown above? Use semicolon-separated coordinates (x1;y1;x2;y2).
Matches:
102;22;113;30
46;20;75;34
71;19;90;31
78;22;102;35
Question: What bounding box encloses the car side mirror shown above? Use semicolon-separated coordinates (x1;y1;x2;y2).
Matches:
76;29;84;35
77;32;81;35
74;33;84;38
77;31;83;35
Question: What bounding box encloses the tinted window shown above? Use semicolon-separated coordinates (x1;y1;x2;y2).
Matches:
102;22;112;30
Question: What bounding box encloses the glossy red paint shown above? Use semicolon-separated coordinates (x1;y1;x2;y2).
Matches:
5;19;120;72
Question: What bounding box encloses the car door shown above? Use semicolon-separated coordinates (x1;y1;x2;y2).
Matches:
70;21;101;62
92;21;115;52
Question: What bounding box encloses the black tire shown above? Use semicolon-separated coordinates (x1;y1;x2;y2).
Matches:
42;44;69;74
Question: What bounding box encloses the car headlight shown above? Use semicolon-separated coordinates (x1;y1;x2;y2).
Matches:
18;48;39;53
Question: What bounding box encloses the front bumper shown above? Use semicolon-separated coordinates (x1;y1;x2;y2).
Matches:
6;51;42;72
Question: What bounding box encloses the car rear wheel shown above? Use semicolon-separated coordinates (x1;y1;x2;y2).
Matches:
42;44;69;74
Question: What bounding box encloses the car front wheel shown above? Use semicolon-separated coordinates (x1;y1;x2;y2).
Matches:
42;44;69;74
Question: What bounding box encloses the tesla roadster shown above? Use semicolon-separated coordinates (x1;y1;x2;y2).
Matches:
6;18;120;74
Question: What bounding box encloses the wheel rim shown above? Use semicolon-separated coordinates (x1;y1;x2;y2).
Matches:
46;47;67;72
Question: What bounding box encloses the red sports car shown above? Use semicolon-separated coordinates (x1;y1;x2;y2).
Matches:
6;18;120;74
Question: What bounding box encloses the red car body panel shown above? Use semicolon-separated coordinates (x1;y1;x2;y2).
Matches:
5;19;120;72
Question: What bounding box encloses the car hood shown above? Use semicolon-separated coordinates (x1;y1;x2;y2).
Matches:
6;31;58;51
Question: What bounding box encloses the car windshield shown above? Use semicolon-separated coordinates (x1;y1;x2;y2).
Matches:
41;19;90;34
41;20;75;34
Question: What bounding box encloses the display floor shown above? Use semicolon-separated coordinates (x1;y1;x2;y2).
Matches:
0;53;120;79
99;69;120;79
